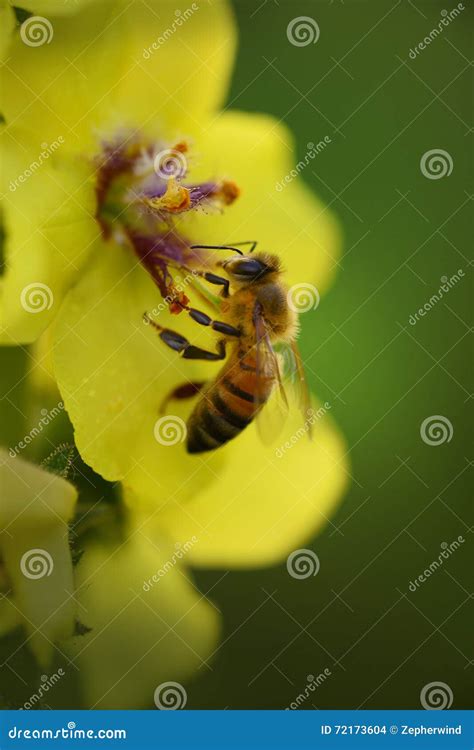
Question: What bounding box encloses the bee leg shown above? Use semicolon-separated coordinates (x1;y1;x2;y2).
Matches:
159;381;207;414
145;315;228;360
199;271;230;298
184;307;241;337
180;268;230;299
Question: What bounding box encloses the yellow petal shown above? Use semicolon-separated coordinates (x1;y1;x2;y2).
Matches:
65;533;220;709
0;133;99;344
156;400;349;566
182;110;342;292
1;0;236;151
0;449;78;665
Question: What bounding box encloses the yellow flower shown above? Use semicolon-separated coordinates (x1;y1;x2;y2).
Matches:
1;0;349;707
66;531;220;709
0;449;77;666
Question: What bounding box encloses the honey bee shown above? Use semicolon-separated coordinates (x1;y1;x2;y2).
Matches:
146;241;312;453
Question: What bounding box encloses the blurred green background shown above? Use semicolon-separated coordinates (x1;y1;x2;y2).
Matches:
1;0;472;710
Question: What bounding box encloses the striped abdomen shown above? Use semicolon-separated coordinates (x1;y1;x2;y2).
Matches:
186;351;274;454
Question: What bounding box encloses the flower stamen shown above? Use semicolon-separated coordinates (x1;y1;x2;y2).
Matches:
144;177;191;214
95;134;240;315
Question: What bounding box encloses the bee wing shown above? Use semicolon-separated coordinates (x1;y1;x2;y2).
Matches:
263;341;313;440
253;306;290;444
275;339;314;440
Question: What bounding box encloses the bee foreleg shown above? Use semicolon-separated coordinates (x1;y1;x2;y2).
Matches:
182;340;226;360
146;316;228;361
185;307;240;337
200;272;230;298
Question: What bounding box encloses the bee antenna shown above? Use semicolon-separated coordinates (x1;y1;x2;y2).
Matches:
190;244;244;256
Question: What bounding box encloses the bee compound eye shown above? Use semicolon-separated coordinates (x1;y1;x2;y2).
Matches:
232;259;266;278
